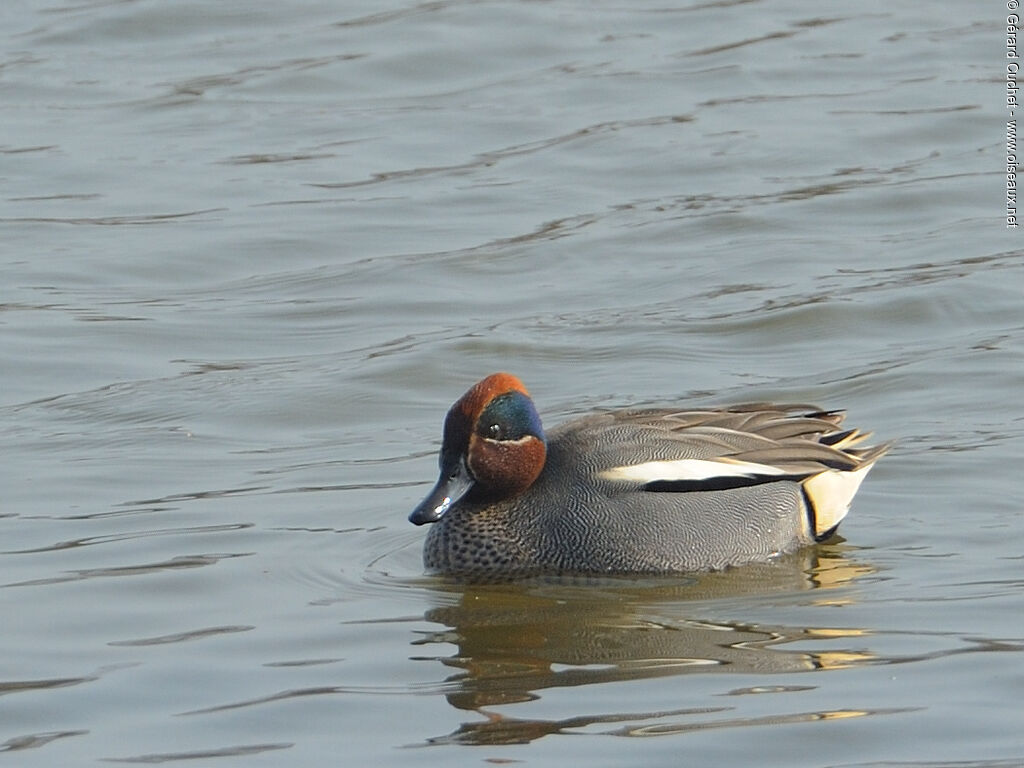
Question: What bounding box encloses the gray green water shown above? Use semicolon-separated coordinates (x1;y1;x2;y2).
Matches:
2;1;1022;765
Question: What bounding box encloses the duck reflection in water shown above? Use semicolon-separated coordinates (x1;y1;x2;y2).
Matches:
411;545;880;746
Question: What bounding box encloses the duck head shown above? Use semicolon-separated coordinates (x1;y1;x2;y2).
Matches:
409;373;547;525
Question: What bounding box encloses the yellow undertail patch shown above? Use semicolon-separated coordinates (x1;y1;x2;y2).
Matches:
802;461;877;537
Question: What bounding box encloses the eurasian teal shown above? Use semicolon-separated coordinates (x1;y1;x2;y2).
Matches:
409;373;888;578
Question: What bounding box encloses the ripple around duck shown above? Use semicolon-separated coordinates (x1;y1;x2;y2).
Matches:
278;514;887;640
325;522;1024;750
417;704;921;747
399;599;1019;747
284;526;449;611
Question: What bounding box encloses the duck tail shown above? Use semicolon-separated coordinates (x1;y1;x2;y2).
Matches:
802;442;892;540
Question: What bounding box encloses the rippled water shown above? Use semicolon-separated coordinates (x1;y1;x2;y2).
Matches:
2;1;1022;765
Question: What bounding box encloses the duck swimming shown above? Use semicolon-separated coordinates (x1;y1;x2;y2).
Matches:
409;373;888;578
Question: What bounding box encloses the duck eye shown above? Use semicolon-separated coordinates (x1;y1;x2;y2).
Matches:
477;391;543;443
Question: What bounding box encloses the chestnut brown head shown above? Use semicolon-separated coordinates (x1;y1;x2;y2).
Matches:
409;373;547;525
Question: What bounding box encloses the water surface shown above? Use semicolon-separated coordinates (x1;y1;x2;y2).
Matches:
1;1;1022;765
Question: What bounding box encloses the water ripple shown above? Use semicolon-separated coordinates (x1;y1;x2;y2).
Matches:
108;625;254;647
2;552;252;588
103;742;293;764
0;730;88;753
